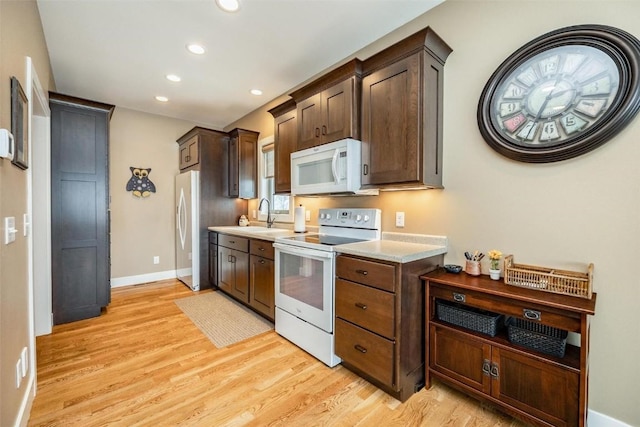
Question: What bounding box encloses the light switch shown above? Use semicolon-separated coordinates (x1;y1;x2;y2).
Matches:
4;217;17;244
395;212;405;228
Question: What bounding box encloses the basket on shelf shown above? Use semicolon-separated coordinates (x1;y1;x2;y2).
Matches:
503;255;593;299
436;299;504;337
506;317;568;358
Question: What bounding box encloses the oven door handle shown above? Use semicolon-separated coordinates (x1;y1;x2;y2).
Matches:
273;243;334;259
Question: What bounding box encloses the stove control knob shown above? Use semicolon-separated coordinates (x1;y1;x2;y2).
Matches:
355;214;362;222
363;215;370;222
325;213;331;220
320;213;325;220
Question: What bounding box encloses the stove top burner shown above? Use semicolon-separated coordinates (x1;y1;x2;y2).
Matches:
284;234;368;246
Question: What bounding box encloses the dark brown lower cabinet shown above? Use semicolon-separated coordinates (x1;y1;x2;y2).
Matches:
424;271;596;427
218;235;249;303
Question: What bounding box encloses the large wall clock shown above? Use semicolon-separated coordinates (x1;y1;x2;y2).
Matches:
477;24;640;162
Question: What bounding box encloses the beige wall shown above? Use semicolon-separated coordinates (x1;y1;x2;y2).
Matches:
109;108;198;279
227;1;640;424
0;1;52;425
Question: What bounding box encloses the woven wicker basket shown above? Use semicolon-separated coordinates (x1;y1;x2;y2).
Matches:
503;255;593;299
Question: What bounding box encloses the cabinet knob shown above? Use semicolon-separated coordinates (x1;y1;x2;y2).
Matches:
259;259;265;264
259;247;265;251
355;269;368;276
355;302;368;310
354;344;367;354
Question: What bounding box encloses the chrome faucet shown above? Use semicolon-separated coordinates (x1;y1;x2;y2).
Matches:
258;198;275;228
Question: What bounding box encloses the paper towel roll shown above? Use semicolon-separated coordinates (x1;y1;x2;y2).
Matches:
294;205;306;233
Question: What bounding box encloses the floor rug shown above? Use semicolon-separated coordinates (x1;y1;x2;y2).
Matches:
175;291;273;348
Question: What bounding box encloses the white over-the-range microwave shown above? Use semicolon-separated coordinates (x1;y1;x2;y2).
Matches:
290;138;378;196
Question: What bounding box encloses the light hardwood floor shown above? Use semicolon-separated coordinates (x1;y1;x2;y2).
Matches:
29;279;526;426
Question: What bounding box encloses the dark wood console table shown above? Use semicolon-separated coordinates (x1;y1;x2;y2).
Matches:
422;269;596;427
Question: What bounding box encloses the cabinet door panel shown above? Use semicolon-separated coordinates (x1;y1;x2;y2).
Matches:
493;348;579;427
179;135;199;170
218;246;234;294
430;325;491;394
232;250;250;303
297;93;322;150
323;79;354;143
274;110;297;194
250;255;275;320
362;53;420;186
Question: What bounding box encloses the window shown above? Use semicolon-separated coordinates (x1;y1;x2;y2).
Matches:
258;136;294;223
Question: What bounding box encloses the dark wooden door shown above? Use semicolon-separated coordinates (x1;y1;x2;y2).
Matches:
493;347;579;427
361;53;421;186
273;109;297;194
218;246;234;294
296;92;322;150
322;78;355;144
231;250;249;303
51;97;112;324
249;255;274;320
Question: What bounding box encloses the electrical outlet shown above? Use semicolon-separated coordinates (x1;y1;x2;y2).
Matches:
305;210;310;221
153;256;160;265
395;212;405;228
252;209;257;219
21;347;27;377
16;360;21;388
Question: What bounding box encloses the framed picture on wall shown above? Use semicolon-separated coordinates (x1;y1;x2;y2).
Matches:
11;76;28;169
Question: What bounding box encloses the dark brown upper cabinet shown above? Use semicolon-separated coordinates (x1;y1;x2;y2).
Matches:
228;128;259;199
268;99;297;194
290;59;362;150
361;27;452;190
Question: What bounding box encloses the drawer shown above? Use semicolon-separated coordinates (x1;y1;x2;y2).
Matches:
429;283;581;332
335;318;395;388
250;239;274;259
208;232;217;244
336;255;396;292
218;234;249;252
336;278;395;339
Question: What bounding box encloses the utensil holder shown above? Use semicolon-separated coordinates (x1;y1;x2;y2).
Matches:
465;260;481;276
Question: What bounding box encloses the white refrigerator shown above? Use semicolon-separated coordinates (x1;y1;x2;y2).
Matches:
175;170;200;291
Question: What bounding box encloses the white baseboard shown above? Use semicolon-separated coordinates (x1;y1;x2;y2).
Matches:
588;409;632;427
111;270;177;288
16;374;35;427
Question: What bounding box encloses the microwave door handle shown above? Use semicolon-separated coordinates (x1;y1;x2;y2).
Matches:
331;148;340;184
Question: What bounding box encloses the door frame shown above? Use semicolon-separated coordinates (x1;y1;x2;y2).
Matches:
26;56;52;344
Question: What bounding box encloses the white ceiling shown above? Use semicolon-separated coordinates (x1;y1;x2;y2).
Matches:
36;0;444;129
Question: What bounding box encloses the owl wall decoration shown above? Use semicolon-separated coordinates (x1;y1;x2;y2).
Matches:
126;167;156;198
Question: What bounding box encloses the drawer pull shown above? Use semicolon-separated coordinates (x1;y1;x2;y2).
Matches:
452;292;466;303
354;344;367;354
482;359;491;376
355;302;368;310
259;247;265;251
490;364;499;378
259;259;265;264
229;240;235;244
523;309;541;321
355;269;368;276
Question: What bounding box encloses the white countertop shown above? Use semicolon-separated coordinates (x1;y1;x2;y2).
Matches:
208;225;300;242
337;236;447;263
209;226;448;263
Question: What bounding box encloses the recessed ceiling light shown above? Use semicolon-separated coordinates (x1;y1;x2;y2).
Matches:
187;44;205;55
250;89;263;96
166;74;181;82
155;96;169;102
216;0;240;12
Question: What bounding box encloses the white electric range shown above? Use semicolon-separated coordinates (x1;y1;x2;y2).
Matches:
273;208;381;366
